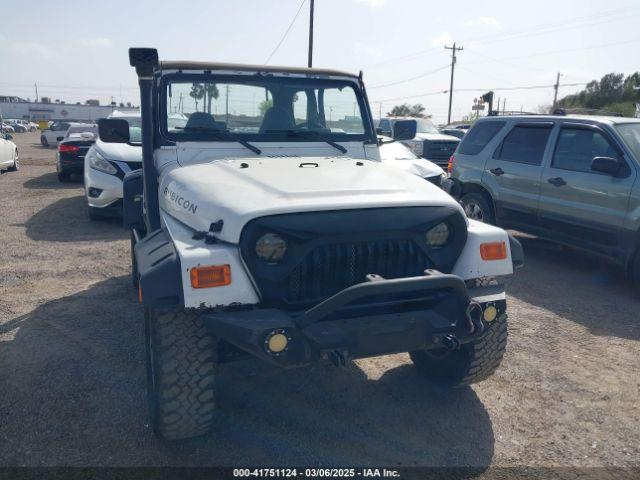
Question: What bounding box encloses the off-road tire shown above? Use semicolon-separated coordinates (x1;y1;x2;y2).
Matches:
631;248;640;286
410;314;507;387
460;192;495;225
130;230;139;289
145;309;217;441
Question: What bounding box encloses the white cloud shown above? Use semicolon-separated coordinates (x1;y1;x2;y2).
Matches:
479;16;501;28
354;0;387;7
431;32;453;48
78;37;113;48
10;41;57;59
460;16;501;29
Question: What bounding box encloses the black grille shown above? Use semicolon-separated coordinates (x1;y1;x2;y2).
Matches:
240;207;468;310
286;239;431;304
423;141;458;162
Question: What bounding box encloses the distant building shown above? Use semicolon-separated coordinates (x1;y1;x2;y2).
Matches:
0;97;139;122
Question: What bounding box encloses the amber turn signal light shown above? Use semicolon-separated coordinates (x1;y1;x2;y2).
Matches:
190;265;231;289
480;242;507;261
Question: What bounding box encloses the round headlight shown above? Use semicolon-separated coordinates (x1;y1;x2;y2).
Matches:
426;222;450;247
255;233;287;263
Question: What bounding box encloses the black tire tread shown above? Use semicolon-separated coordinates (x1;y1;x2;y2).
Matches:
148;310;217;440
410;314;507;387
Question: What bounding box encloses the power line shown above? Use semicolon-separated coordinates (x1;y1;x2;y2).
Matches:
370;82;587;104
367;64;449;89
362;5;639;70
264;0;307;65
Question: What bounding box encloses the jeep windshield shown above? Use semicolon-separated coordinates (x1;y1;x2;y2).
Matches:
161;74;374;144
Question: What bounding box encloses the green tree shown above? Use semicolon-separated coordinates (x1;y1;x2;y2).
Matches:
259;98;273;116
189;83;220;113
557;71;640;115
387;103;427;118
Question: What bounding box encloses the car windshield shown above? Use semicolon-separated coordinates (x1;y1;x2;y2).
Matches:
380;141;419;160
615;123;640;161
413;118;440;134
112;116;142;143
163;74;371;142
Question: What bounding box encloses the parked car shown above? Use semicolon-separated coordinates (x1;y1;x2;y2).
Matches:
378;136;445;187
0;132;19;172
5;120;27;133
445;114;640;283
440;127;466;140
56;125;98;182
40;121;88;147
1;123;15;134
377;117;460;168
84;111;141;219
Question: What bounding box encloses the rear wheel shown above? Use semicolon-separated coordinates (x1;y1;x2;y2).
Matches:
460;192;495;224
145;309;217;440
410;314;507;387
40;136;48;147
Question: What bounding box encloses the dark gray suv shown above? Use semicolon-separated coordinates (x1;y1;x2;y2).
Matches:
445;115;640;283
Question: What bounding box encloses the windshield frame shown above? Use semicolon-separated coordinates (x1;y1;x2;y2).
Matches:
158;72;377;145
614;122;640;163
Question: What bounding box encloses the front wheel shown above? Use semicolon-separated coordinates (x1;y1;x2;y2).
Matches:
145;309;218;440
410;313;508;387
7;150;18;172
460;192;495;224
40;136;49;147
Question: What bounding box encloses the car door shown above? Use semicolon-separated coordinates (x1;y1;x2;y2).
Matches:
537;122;636;257
482;122;554;229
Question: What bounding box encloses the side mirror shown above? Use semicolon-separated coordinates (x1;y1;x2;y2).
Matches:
392;119;417;141
591;156;621;176
98;118;130;143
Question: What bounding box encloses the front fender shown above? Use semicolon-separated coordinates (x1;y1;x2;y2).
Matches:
452;219;517;279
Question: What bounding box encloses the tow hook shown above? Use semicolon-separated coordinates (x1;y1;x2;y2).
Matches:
465;302;485;336
441;335;461;351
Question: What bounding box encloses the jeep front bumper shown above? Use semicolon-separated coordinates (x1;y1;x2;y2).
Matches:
201;270;506;368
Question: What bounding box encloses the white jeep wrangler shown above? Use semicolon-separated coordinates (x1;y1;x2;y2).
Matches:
99;48;523;441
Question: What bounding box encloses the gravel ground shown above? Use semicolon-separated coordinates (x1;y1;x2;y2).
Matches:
0;132;639;472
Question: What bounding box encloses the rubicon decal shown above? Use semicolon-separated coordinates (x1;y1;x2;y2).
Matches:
163;186;198;214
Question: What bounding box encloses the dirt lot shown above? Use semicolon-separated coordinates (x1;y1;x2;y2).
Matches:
0;132;639;471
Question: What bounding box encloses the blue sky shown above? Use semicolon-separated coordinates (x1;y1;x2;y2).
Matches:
1;0;639;123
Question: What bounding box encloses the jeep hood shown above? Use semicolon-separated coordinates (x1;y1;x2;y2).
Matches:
94;139;142;162
159;156;462;243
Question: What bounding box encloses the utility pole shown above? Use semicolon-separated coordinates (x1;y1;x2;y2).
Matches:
307;0;315;68
552;72;561;108
34;83;38;103
225;85;230;125
445;42;463;125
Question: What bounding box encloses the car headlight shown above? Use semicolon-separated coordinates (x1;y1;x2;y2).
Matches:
89;151;117;175
256;233;288;263
426;222;450;247
405;140;423;156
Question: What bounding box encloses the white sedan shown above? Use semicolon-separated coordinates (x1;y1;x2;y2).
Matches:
378;136;445;187
0;133;19;173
